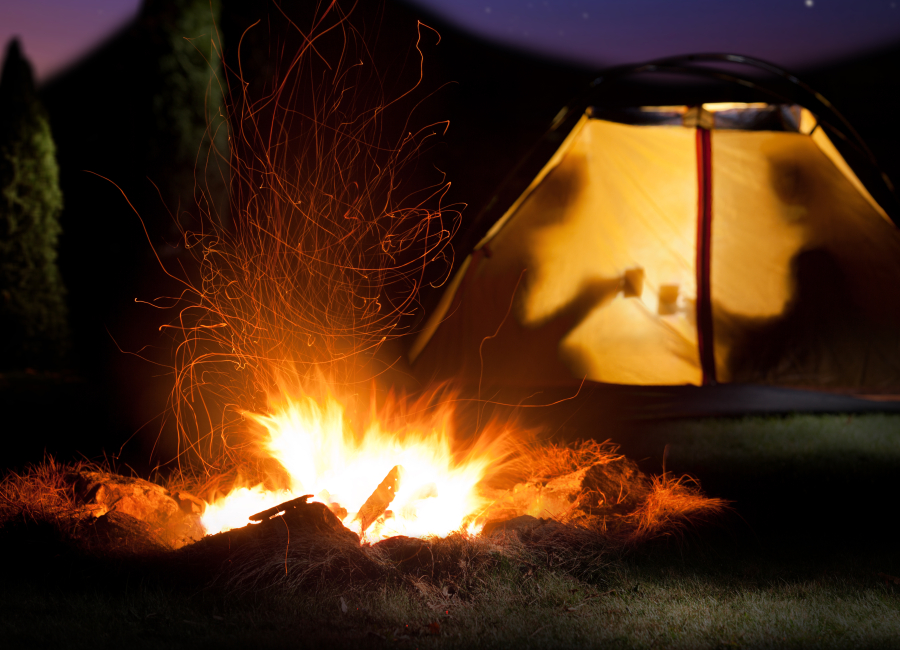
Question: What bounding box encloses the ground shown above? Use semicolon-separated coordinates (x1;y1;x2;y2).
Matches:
1;413;898;649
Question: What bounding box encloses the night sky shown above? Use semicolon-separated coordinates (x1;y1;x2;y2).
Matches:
3;0;900;82
410;0;900;70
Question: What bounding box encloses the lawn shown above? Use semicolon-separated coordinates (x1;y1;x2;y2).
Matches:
2;413;898;649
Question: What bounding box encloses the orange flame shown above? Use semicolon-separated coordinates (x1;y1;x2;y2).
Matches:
201;388;509;541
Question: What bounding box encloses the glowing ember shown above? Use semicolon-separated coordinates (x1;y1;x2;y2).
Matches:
201;391;504;542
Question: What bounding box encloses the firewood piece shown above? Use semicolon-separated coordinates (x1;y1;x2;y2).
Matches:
249;494;314;522
356;465;402;533
245;495;359;544
280;501;360;544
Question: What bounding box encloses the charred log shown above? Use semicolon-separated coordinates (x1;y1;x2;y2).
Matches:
245;494;359;544
249;494;314;522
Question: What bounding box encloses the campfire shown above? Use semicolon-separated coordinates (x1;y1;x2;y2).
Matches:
194;386;720;548
0;5;725;582
199;387;509;542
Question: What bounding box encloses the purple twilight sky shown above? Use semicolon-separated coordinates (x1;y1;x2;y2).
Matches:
0;0;142;81
2;0;900;82
407;0;900;71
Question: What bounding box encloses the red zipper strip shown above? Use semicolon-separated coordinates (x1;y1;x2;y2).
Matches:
695;125;717;385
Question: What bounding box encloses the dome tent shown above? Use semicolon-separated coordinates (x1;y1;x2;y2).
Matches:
410;55;900;396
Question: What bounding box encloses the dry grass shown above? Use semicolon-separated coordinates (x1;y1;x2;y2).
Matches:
480;439;728;546
0;456;87;525
0;449;726;602
621;473;726;545
510;439;625;482
179;521;607;601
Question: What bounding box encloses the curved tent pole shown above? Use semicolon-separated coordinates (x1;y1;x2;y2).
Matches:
462;52;899;258
587;53;890;185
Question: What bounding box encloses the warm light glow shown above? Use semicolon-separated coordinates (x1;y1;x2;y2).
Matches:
147;7;726;551
201;390;504;542
701;102;770;112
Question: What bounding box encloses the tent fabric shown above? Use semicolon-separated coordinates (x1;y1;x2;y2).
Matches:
411;104;900;392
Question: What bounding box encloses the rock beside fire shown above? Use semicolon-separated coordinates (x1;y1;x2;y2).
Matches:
580;456;650;515
84;510;171;555
479;456;651;524
482;515;563;538
67;471;204;550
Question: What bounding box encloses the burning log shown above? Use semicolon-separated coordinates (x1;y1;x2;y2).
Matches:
249;494;315;522
245;494;359;545
356;465;402;533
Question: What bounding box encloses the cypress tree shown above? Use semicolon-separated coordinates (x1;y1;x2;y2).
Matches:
0;39;69;367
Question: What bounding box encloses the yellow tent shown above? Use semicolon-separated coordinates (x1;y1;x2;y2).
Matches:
410;101;900;392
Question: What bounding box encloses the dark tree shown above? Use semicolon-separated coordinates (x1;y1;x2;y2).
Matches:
0;39;68;368
142;0;229;233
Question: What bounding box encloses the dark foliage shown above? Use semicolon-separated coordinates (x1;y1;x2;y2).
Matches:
0;39;69;368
